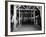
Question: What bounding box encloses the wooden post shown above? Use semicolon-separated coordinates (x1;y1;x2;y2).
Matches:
19;9;20;26
34;10;35;24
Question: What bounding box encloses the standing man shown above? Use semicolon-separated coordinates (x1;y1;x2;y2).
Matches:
12;15;18;31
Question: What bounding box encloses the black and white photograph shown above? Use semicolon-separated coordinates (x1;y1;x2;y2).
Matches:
11;5;42;32
6;1;45;35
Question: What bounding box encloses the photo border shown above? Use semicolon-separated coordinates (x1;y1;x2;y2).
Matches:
5;1;45;36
